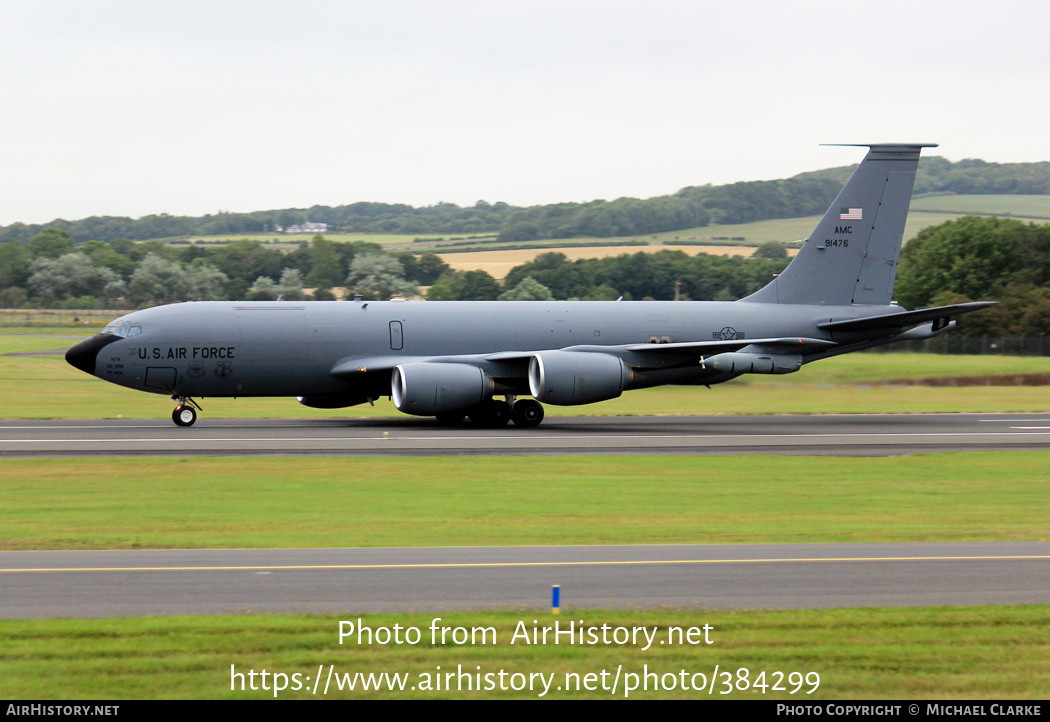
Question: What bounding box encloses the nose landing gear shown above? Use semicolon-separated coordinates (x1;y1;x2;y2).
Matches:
171;396;202;427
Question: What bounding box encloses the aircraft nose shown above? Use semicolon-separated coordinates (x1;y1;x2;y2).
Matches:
65;335;121;376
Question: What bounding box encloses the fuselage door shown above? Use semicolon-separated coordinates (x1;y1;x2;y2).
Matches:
389;321;404;350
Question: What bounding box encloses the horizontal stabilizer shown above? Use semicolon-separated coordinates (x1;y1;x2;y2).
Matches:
817;302;996;333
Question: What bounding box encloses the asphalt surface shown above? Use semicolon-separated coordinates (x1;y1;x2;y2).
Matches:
1;542;1047;618
3;413;1050;457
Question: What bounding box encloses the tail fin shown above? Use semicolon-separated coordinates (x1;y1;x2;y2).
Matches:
743;143;935;306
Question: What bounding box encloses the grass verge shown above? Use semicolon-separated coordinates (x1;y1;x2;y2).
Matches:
1;607;1047;699
2;453;1048;550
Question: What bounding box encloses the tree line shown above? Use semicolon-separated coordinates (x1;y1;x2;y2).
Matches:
0;232;451;309
2;156;1048;245
895;215;1050;336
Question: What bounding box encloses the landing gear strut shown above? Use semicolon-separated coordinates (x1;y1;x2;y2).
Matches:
467;399;513;428
436;397;546;429
171;396;202;427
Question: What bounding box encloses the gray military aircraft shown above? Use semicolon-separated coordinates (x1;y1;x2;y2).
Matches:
67;143;993;428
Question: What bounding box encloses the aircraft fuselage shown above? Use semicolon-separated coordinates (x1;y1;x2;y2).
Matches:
69;298;876;400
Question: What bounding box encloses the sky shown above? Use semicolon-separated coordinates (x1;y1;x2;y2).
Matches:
1;0;1048;226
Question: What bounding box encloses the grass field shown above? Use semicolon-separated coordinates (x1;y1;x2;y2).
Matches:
2;606;1047;699
1;452;1047;550
910;194;1050;219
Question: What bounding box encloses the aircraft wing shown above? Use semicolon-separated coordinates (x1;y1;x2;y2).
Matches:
553;337;836;370
330;337;836;379
620;336;836;355
484;337;835;361
817;301;996;333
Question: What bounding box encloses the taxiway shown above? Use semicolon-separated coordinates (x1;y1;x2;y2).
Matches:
3;413;1050;457
2;542;1047;618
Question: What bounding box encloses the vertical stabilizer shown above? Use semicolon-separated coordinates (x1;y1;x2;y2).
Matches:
743;143;934;306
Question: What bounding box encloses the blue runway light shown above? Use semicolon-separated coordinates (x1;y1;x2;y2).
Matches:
552;585;560;615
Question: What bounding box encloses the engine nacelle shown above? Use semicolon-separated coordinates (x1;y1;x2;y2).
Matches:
528;351;629;406
707;352;802;375
296;393;370;409
392;362;493;416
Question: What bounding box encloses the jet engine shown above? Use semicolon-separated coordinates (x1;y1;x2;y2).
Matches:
392;362;494;416
528;351;630;406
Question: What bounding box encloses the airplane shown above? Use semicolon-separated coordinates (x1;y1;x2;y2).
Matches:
66;143;994;428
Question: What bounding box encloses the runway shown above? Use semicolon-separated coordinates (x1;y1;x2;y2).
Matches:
2;542;1047;618
3;413;1050;457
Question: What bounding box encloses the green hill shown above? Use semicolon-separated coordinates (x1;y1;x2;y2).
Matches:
2;156;1048;247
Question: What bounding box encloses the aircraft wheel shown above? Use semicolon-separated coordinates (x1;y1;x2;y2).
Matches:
172;405;197;427
435;412;465;427
468;400;512;428
512;399;544;428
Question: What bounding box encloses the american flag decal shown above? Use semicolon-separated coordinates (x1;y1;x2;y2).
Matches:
839;207;862;220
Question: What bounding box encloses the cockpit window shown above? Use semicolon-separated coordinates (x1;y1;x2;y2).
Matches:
100;323;142;338
99;317;143;338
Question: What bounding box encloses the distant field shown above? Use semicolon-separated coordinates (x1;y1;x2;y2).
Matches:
910;194;1050;219
179;232;488;248
655;209;1050;250
440;245;797;280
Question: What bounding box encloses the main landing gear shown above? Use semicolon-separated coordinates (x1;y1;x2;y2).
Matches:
171;396;202;427
511;399;544;428
439;398;545;428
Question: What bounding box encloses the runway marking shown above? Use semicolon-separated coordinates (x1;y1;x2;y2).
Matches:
0;425;168;430
5;431;1050;444
4;554;1049;573
983;418;1050;422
